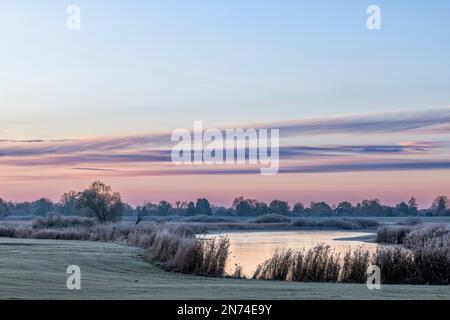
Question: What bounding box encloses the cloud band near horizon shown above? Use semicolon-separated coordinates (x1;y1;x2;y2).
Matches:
1;107;450;176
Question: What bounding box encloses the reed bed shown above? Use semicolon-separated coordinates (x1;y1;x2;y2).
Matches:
251;223;449;284
252;243;449;285
291;245;341;282
253;245;364;283
375;225;414;244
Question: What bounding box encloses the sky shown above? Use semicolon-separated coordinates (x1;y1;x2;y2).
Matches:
1;0;450;207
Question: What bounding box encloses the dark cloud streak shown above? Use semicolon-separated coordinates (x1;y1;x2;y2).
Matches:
0;143;436;167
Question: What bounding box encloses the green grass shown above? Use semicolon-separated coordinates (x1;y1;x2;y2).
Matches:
0;238;449;300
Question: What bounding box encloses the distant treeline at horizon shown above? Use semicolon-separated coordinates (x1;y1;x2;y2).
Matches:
1;181;450;220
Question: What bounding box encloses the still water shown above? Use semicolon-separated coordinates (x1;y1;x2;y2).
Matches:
206;230;378;276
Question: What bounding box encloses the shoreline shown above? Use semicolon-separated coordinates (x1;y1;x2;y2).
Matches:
333;234;377;243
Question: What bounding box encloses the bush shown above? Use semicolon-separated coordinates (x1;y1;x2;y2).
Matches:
375;225;413;244
250;214;291;224
291;219;316;228
349;218;380;228
182;215;237;223
319;219;359;230
396;217;423;226
292;218;378;230
31;214;97;229
376;224;449;247
403;224;450;249
0;226;18;237
374;224;450;284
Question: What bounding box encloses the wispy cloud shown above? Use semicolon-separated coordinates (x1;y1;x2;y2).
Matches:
0;139;74;143
106;159;450;177
279;142;435;156
72;167;119;172
1;107;450;178
241;107;450;137
1;107;450;157
0;142;436;167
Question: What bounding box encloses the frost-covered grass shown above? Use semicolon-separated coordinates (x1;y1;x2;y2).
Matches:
0;238;449;300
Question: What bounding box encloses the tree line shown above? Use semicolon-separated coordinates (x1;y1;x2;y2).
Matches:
1;181;449;222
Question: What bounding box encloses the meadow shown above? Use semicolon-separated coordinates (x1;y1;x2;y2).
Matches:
0;212;449;299
0;237;449;300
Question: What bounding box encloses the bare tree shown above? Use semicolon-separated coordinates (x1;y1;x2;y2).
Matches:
135;201;148;225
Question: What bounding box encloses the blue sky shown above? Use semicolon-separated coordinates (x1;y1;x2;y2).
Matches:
2;0;450;138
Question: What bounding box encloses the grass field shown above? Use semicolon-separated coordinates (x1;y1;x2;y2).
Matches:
0;238;448;300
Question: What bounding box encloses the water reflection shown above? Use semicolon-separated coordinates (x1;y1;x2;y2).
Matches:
206;230;378;276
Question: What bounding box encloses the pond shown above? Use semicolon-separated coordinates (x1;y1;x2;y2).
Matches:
206;230;378;277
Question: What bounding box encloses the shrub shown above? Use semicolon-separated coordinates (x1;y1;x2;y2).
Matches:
318;219;358;230
31;214;97;229
250;214;291;224
349;218;379;228
373;224;450;284
182;215;237;223
396;217;423;226
0;226;17;237
292;218;378;230
291;219;317;228
375;225;413;244
403;224;450;249
376;223;450;247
